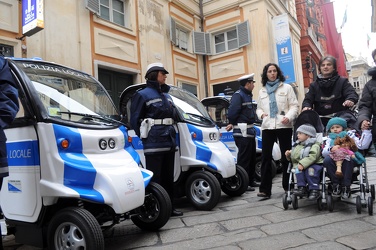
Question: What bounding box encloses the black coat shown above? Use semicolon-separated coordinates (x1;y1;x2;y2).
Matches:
357;67;376;137
302;74;358;116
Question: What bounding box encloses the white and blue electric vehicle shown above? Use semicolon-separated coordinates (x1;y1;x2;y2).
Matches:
1;58;172;249
120;84;249;211
201;95;282;180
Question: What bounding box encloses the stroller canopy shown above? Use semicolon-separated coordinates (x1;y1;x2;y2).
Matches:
293;110;324;141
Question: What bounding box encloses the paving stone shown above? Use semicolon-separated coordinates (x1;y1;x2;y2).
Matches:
238;231;315;250
302;219;376;242
337;229;376;249
288;241;352;250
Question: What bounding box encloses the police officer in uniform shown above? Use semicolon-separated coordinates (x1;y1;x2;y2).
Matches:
226;74;259;191
130;62;183;216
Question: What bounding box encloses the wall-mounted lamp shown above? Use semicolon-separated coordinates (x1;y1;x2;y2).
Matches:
303;52;315;73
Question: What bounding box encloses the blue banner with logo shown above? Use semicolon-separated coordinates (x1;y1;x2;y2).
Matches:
273;13;296;84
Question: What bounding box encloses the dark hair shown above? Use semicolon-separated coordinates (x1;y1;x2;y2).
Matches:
318;55;337;75
145;71;159;81
261;63;285;86
372;49;376;61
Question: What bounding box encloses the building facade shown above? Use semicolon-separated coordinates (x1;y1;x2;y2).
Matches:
1;0;314;105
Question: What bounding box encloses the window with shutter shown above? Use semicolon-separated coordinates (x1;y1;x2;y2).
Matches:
193;20;249;55
170;17;190;51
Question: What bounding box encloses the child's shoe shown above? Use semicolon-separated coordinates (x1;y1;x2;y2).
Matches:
341;186;351;199
308;190;320;200
332;184;341;197
295;186;307;197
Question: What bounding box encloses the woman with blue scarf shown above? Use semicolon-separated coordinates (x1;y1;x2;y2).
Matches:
256;63;299;199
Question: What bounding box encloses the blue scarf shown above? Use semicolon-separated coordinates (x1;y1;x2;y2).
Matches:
265;79;280;118
328;131;347;146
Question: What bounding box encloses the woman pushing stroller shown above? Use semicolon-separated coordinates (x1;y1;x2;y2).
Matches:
285;124;323;200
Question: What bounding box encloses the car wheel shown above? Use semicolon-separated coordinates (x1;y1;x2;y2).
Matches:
131;182;172;231
48;207;104;250
185;171;221;211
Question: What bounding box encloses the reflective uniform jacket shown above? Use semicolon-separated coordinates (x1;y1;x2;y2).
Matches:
130;80;177;154
227;86;256;137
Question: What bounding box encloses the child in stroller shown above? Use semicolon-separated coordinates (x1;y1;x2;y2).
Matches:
285;124;323;200
322;117;368;199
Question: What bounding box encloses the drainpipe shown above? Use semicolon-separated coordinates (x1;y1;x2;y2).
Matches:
199;0;209;97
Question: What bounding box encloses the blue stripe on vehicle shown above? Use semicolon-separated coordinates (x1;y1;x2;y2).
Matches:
257;136;262;149
7;140;40;166
220;131;233;142
186;124;216;170
140;168;152;187
119;126;140;164
53;124;104;203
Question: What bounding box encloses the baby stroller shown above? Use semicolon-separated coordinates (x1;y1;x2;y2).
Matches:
282;110;324;210
321;110;375;215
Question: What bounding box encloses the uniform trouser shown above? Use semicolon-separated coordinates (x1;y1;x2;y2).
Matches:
234;136;256;184
296;164;323;190
259;128;292;195
145;151;175;204
324;155;354;187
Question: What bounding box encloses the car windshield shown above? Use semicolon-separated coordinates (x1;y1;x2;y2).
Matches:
14;61;120;125
168;87;214;126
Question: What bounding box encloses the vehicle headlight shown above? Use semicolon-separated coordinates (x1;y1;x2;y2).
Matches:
209;132;218;141
108;138;116;149
99;139;107;150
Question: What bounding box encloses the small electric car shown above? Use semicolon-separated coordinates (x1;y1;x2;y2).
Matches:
201;95;282;180
0;58;171;249
120;84;249;211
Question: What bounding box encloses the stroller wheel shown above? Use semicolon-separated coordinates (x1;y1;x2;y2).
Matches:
317;197;323;211
356;196;362;214
371;185;375;200
282;193;289;210
327;194;334;212
368;197;373;216
291;194;298;210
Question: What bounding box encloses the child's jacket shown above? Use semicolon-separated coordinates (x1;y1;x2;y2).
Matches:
288;138;323;170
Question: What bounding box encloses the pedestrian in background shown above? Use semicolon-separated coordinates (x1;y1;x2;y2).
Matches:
256;63;299;199
357;49;376;145
226;73;258;191
302;55;358;128
130;62;182;217
0;56;20;248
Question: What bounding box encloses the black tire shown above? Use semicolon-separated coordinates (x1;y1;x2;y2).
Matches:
131;182;172;231
371;184;375;200
356;196;362;214
221;165;249;197
185;171;221;211
368;197;373;216
292;194;298;210
317;197;323;211
282;193;289;210
47;207;104;250
255;156;277;181
327;194;334;212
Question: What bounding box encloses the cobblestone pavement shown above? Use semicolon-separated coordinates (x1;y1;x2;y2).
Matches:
4;157;376;250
